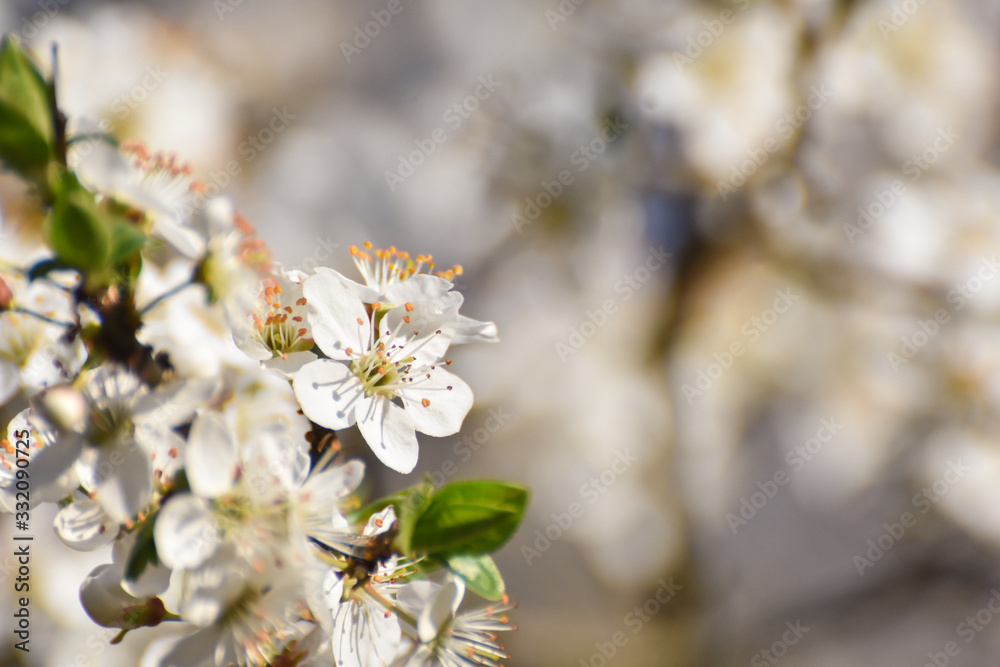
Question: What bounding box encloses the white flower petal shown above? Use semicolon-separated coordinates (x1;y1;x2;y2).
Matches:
263;349;317;377
381;274;453;306
54;498;118;551
27;430;83;489
363;506;398;537
134;378;219;429
296;460;365;534
311;459;365;498
152;216;206;260
112;530;173;597
417;576;463;644
453;314;500;344
80;563;146;628
331;595;401;667
304;270;371;360
142;627;219;667
185;412;239;499
293;359;366;430
357;397;419;474
396;580;441;618
234;329;273;361
0;360;20;405
400;367;474;437
153;494;221;570
78;441;154;524
380;302;458;366
145;428;187;485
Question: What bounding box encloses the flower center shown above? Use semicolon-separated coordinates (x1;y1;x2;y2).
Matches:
251;283;312;359
350;344;411;399
88;407;134;446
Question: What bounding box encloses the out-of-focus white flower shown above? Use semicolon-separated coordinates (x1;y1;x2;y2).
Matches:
154;407;361;573
293;270;474;473
234;269;317;376
29;366;209;524
195;197;268;325
818;1;993;161
322;507;404;667
146;550;302;667
0;409;79;513
69;140;205;259
634;7;797;185
55;493;119;551
138;278;256;379
79;561;166;631
395;575;513;667
0;272;87;405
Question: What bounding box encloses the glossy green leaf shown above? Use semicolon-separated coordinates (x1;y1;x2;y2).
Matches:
446;553;506;601
409;481;529;556
393;477;435;555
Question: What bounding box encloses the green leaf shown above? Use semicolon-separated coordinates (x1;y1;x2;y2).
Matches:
110;222;147;265
393;477;435;555
0;36;54;184
409;481;529;556
125;513;159;582
446;553;506;601
48;172;112;275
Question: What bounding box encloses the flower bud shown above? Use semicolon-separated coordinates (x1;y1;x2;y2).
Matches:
80;563;166;631
0;276;12;312
36;384;88;434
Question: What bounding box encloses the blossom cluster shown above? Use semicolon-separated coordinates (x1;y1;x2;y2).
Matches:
0;36;524;666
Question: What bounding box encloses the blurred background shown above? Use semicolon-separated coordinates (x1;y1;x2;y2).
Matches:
3;0;1000;665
